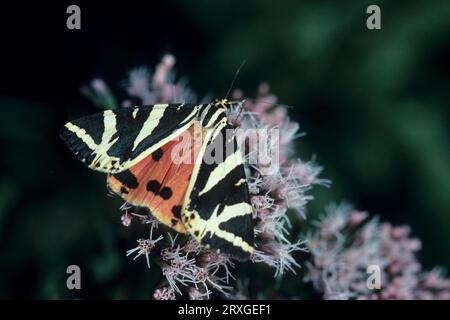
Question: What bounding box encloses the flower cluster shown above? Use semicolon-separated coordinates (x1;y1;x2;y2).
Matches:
229;85;329;277
305;204;450;299
160;240;235;299
82;54;324;299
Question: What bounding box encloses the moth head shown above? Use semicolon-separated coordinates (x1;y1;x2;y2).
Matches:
215;98;243;111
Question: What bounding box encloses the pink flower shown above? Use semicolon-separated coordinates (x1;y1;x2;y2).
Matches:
120;212;132;227
306;204;450;300
153;287;176;300
126;234;163;269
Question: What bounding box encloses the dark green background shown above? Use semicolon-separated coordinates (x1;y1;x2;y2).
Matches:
0;0;449;298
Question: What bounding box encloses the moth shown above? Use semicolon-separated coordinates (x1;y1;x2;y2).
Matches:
60;99;254;258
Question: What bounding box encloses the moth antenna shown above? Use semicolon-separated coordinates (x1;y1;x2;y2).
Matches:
225;60;247;100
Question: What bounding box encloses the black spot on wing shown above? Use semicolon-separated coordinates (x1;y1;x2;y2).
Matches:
159;187;173;200
152;148;164;161
146;180;172;200
112;170;139;189
147;180;161;194
171;205;182;219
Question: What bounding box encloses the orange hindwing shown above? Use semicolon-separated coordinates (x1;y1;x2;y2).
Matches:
107;125;203;233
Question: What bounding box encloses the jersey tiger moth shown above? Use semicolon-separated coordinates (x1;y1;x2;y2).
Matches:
60;100;254;258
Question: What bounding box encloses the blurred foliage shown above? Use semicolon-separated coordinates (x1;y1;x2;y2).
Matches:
0;0;449;298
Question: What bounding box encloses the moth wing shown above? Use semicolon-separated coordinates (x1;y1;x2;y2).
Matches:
60;104;201;173
182;123;254;258
107;125;202;233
